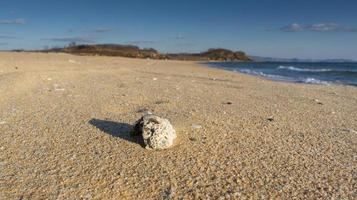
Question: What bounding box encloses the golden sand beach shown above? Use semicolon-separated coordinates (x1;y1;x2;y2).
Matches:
0;52;356;199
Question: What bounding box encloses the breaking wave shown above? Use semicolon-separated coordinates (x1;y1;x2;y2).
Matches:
278;65;332;72
299;78;330;85
238;69;294;81
204;61;357;86
239;69;331;85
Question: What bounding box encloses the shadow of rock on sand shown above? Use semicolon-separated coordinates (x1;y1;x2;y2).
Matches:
89;118;144;147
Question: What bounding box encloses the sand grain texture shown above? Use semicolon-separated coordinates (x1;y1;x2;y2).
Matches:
0;52;356;199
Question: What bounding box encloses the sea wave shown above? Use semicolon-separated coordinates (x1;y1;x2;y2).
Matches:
238;69;293;81
300;77;330;85
204;62;357;86
278;65;332;72
239;69;332;85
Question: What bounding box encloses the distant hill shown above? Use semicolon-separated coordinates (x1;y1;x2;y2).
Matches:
167;48;251;61
38;44;251;61
45;44;164;59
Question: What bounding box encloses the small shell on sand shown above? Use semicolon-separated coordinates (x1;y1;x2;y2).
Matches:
343;128;357;134
313;99;323;105
191;124;202;129
53;84;65;91
132;114;176;150
267;116;274;121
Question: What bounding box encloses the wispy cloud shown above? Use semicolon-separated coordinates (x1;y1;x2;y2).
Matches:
306;23;339;32
0;18;26;25
45;36;94;43
279;22;357;33
92;28;113;33
0;35;20;39
279;23;303;32
307;23;357;32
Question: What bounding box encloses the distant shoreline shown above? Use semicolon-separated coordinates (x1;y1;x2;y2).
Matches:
12;44;252;62
202;61;357;86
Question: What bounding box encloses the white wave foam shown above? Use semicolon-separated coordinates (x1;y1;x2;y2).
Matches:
278;65;332;72
239;69;292;80
239;69;331;85
301;78;330;85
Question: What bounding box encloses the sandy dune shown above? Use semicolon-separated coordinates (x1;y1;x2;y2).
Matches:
0;52;356;199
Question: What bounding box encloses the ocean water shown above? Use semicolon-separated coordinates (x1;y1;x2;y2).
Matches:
205;62;357;86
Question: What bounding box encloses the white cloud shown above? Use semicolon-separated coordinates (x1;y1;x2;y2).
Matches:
279;22;357;33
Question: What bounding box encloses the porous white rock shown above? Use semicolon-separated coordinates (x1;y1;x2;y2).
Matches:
132;114;176;150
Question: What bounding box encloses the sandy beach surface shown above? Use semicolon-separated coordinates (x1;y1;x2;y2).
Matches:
0;52;356;199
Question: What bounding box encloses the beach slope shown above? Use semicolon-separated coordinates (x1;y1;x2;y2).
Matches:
0;52;356;199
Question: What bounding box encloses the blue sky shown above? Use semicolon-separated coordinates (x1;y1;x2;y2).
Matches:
0;0;357;59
